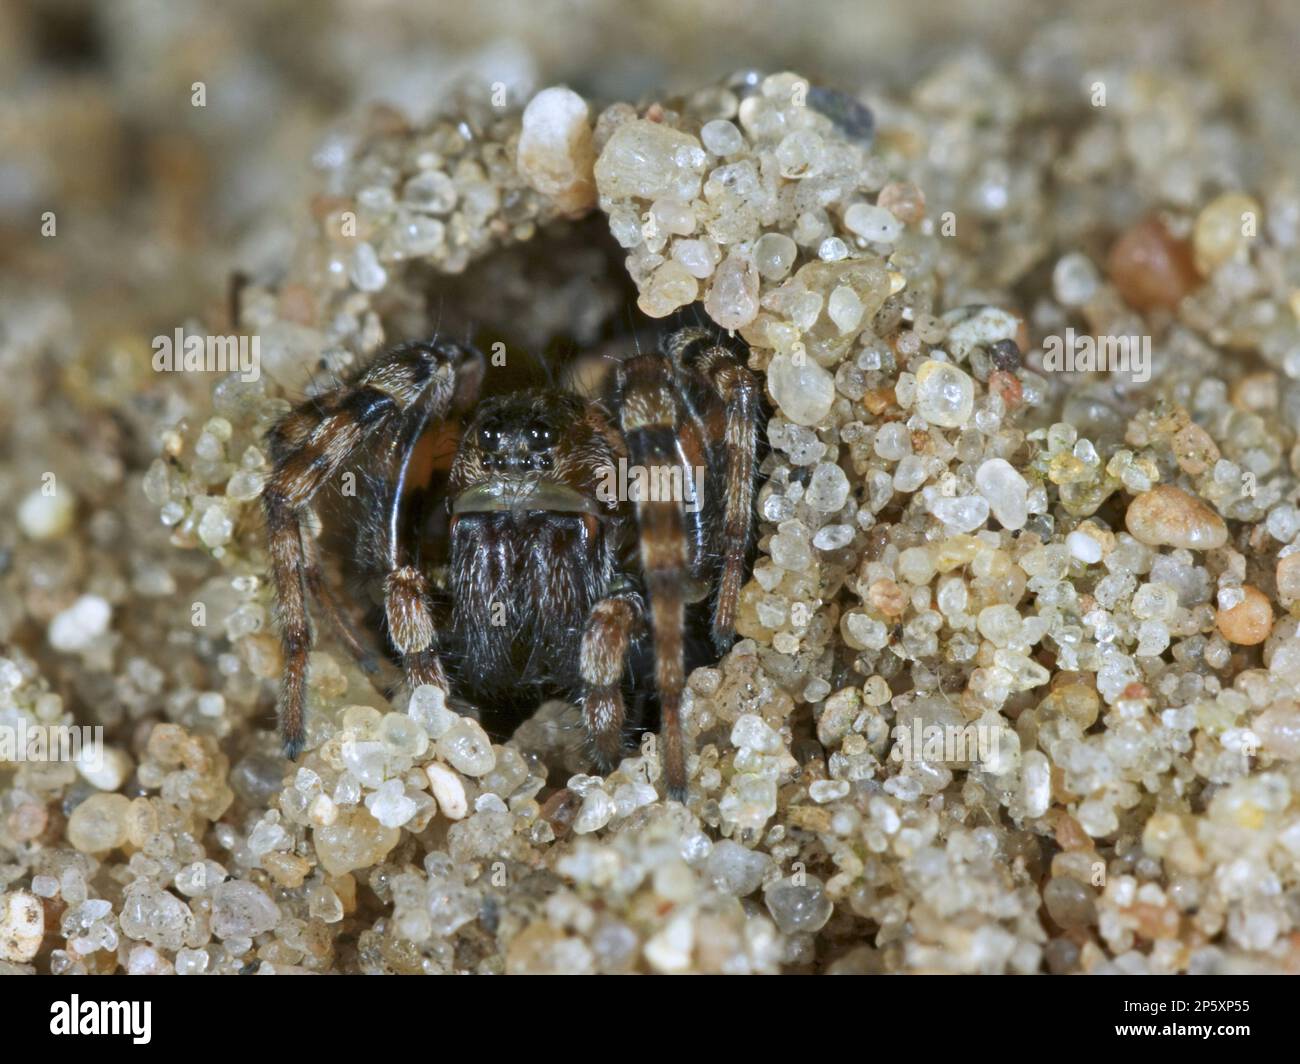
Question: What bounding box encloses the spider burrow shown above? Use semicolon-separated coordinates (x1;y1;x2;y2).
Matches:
261;324;762;800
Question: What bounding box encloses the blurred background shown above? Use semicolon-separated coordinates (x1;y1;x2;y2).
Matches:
3;0;1300;742
4;0;1297;340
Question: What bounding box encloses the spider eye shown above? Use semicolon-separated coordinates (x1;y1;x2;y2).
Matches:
526;421;556;451
478;424;504;450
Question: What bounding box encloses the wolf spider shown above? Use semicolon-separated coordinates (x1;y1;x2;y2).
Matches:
261;325;761;800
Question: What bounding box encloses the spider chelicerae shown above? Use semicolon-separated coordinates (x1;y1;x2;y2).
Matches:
261;324;762;800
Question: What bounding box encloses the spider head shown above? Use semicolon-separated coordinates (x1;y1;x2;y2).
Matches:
472;404;561;475
450;390;614;516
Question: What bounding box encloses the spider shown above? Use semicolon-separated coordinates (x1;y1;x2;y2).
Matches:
261;324;762;800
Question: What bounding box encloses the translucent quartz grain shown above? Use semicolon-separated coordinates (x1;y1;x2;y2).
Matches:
930;495;989;533
704;249;759;329
402;170;457;214
638;260;699;317
66;794;131;853
700;119;745;156
594;119;708;203
672;238;719;278
975;458;1029;530
767;352;836;426
914;360;975;427
844;203;903;244
754;232;797;280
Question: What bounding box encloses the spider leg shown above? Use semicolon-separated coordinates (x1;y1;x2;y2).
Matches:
666;327;761;652
263;338;473;759
617;352;695;801
579;582;644;770
379;348;490;694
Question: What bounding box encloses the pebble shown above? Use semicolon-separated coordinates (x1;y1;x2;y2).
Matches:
763;875;833;934
766;351;836;426
1066;529;1104;564
644;912;694;973
1277;554;1300;609
776;129;824;178
408;683;457;738
706;839;772;895
436;718;497;776
211;880;279;939
704;248;759;330
197;503;234;547
594;119;708;203
915;360;975;427
805;462;850;511
48;594;112;652
700;119;745;156
1021;751;1051;818
426;762;469;819
1125;485;1228;551
809;779;850;803
402;170;457;214
1042;877;1096;929
1253;706;1300;760
844;203;903;244
67;793;131;853
1216;584;1273;646
0;891;44;962
651;199;695;235
941;305;1019;360
517;86;597;215
348;242;387;292
813;523;854;550
75;745;133;791
365;779;418;828
314;808;400;876
573;788;615;834
18;487;76;540
1107;217;1198;312
827;285;864;334
876;180;925;225
1052;252;1100;306
974;458;1029;530
638;260;698;318
1193;192;1260;276
930;494;990;533
672;238;719;278
340;740;386;788
731;713;782;754
807;85;875;146
754;232;797;280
